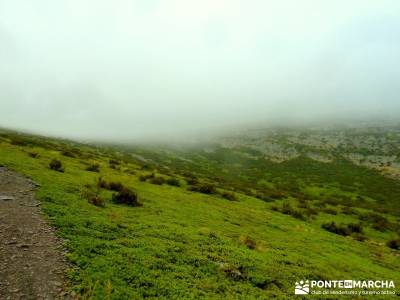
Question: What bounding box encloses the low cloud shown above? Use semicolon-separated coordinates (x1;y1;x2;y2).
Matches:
1;0;399;141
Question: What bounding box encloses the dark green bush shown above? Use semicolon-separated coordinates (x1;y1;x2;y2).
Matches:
97;177;109;189
271;205;279;211
88;195;106;207
82;183;105;207
270;192;286;200
188;183;217;194
166;177;181;187
323;208;338;215
255;193;273;202
347;223;363;233
186;177;198;185
124;169;136;175
387;239;400;250
28;152;39;158
10;137;27;146
297;199;309;209
280;203;306;220
220;265;247;281
322;222;347;235
353;233;367;242
359;212;392;232
61;150;76;158
109;159;120;165
109;164;119;170
86;163;100;173
341;206;356;215
139;173;155;182
322;222;363;236
304;207;319;217
112;188;141;206
49;159;64;172
221;191;237;201
108;181;124;192
149;177;166;185
240;235;256;249
97;178;124;192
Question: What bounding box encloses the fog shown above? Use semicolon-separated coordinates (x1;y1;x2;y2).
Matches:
1;1;400;141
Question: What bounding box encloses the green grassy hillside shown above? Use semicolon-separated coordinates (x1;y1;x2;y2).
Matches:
0;130;399;299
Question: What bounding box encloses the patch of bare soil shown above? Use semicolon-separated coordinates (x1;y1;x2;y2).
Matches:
0;167;71;299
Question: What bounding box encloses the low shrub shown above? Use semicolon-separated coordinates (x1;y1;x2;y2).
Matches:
139;173;155;182
108;181;124;192
112;188;141;206
313;201;326;208
97;178;125;192
97;177;109;189
281;203;306;220
322;222;363;236
341;206;356;215
188;183;217;194
166;177;181;187
124;169;136;175
109;159;120;165
10;137;27;146
270;192;286;200
359;212;392;232
109;164;120;170
297;199;309;209
323;208;338;215
304;207;319;217
387;239;400;250
255;193;273;202
353;233;367;242
221;191;237;201
271;205;279;211
82;183;105;207
28;152;39;158
88;195;106;207
322;222;346;235
86;163;100;173
49;159;64;172
61;150;76;158
220;264;247;281
148;176;166;185
186;177;198;185
347;223;363;233
239;235;256;250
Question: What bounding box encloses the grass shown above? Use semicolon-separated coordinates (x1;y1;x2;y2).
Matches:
0;130;399;299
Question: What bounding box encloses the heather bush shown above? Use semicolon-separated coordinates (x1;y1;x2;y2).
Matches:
112;188;141;206
86;163;100;173
49;159;64;172
166;177;181;187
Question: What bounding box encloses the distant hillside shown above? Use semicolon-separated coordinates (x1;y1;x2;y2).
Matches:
0;127;399;299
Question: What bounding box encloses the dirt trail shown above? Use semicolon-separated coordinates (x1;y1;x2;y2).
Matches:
0;167;70;299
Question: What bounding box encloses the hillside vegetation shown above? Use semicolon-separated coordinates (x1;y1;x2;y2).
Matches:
0;128;399;299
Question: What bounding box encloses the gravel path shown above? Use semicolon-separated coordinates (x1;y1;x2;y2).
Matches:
0;167;71;299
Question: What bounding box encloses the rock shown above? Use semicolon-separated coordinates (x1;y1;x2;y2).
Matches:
0;195;14;201
28;179;41;187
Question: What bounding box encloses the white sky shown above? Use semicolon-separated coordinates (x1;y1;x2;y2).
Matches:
1;0;399;140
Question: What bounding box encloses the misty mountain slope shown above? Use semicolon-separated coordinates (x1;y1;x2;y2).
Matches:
121;126;400;215
0;129;399;299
